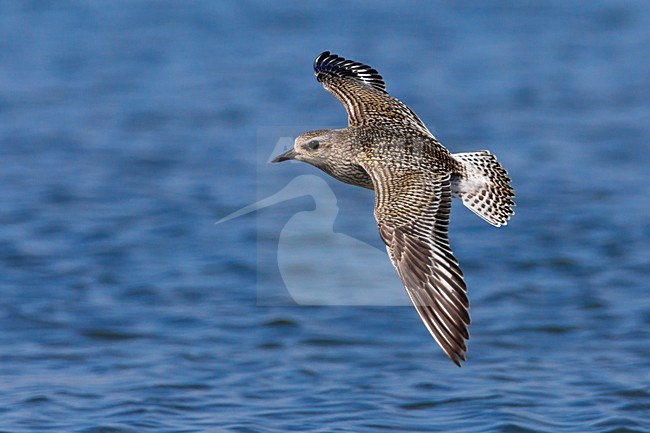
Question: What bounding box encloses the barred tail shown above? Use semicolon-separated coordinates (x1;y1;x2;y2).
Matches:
451;151;515;227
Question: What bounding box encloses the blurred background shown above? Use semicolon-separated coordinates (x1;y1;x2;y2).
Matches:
1;1;649;432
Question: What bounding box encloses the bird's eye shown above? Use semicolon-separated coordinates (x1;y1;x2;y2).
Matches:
307;140;320;150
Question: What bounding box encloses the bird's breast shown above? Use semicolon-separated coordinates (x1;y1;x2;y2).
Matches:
325;161;374;190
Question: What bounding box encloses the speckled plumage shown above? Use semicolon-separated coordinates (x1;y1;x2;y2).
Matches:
273;51;515;366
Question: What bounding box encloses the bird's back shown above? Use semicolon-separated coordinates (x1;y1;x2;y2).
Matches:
348;125;461;177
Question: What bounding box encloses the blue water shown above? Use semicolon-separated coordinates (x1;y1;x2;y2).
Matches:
1;1;649;432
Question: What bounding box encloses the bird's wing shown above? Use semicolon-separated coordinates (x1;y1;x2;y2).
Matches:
363;166;470;366
314;51;431;135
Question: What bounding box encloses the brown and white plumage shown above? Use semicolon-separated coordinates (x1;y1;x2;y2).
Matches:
272;51;516;366
314;51;432;135
371;170;470;365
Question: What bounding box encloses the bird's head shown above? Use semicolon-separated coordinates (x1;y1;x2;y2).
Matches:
272;129;340;168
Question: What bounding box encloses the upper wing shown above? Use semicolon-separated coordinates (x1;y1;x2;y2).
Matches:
365;166;471;366
314;51;431;135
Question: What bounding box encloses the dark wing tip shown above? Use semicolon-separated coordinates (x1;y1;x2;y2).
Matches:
313;51;387;94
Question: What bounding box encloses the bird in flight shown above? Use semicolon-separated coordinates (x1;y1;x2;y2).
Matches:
272;51;515;366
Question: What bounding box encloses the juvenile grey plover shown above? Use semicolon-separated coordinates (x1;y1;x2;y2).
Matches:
273;51;515;366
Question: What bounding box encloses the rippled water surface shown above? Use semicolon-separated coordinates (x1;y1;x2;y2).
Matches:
1;1;649;432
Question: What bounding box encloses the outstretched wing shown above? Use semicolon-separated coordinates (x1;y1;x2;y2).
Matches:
314;51;431;135
364;166;471;366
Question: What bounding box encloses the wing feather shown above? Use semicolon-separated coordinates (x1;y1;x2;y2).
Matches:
313;51;431;134
367;168;470;366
